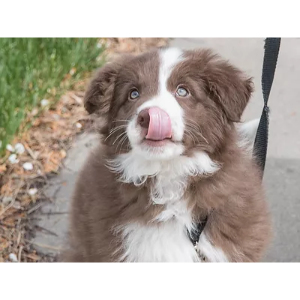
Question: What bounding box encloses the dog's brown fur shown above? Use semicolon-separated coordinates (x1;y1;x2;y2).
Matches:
63;48;271;262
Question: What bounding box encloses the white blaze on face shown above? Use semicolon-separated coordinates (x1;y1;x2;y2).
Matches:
127;47;185;160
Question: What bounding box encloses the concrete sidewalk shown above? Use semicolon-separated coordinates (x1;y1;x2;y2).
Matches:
33;38;300;262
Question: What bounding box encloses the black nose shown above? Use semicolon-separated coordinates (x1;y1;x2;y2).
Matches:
137;109;150;129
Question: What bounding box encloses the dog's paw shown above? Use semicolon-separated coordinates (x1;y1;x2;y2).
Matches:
196;233;229;263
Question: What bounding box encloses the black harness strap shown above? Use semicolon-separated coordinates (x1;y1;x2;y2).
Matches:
188;215;208;246
187;38;281;247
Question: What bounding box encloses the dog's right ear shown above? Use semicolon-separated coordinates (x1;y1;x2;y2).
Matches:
84;54;132;115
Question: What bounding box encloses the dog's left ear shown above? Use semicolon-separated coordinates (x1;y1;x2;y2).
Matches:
206;57;253;122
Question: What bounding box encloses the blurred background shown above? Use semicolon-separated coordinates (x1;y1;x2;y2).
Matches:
0;38;299;262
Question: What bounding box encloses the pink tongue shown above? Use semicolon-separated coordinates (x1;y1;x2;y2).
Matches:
146;107;172;140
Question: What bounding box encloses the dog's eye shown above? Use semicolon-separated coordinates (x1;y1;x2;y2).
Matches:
129;89;140;100
176;87;189;97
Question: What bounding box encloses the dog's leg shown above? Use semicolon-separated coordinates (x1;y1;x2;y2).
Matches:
196;202;270;262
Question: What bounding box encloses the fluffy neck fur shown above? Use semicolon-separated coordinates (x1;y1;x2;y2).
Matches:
107;149;220;235
107;150;220;186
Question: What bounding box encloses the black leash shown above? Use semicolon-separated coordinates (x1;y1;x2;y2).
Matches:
253;38;281;173
187;38;281;247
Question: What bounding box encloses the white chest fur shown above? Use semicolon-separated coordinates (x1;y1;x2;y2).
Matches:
117;162;201;262
109;150;219;262
119;220;199;262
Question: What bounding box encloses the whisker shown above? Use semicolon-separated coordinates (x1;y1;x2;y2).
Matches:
186;119;201;129
112;120;130;123
116;137;124;152
105;125;127;141
118;135;129;153
191;131;201;144
185;122;209;145
185;125;199;136
112;131;127;145
112;126;127;134
185;122;199;131
198;131;209;144
185;130;196;145
186;129;200;145
112;124;128;131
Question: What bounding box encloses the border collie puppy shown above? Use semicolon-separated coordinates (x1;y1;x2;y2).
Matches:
64;48;271;262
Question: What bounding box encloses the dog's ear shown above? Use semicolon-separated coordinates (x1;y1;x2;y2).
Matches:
200;50;253;122
207;60;253;122
84;54;133;115
84;63;118;115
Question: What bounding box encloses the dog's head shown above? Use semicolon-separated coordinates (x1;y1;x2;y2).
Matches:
85;48;253;162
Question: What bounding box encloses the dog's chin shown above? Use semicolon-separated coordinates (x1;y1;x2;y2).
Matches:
133;139;184;161
127;122;184;161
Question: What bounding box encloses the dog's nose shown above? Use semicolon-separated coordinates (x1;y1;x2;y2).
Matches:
137;107;172;140
137;109;150;129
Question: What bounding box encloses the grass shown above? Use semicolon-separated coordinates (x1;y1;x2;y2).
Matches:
0;38;105;155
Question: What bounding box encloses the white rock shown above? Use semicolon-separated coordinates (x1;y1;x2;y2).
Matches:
31;108;39;116
8;154;19;164
76;122;82;129
15;143;25;154
8;253;18;262
13;201;22;209
23;162;33;171
28;188;38;196
2;196;13;204
6;144;14;152
41;99;49;107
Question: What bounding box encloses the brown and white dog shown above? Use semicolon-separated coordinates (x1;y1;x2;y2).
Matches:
64;47;271;262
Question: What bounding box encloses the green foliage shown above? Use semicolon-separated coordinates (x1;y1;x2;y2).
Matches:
0;38;105;154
